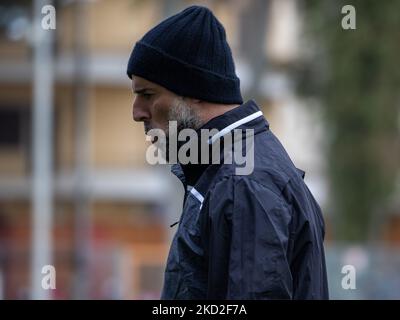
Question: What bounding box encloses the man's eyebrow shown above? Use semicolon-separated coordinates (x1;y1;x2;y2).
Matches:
133;88;155;94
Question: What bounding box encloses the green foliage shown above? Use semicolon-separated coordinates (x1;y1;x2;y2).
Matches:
301;0;400;241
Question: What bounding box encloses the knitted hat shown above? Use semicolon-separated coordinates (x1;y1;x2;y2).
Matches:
127;5;243;104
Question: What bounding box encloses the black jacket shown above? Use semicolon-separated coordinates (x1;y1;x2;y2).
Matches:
161;100;329;299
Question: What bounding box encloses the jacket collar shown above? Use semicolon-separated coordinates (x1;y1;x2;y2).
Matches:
200;99;268;135
171;99;269;187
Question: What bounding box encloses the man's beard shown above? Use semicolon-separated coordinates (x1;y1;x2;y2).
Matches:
169;97;203;133
148;97;203;162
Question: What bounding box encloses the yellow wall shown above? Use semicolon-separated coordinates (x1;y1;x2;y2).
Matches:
91;86;148;168
58;0;161;53
88;0;160;52
55;86;75;170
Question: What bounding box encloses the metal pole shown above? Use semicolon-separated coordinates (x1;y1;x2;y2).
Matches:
31;0;55;299
72;1;91;299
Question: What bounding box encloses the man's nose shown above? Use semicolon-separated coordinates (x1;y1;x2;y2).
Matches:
132;98;150;122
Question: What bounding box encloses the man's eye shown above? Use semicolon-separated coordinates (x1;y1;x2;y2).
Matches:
142;93;153;99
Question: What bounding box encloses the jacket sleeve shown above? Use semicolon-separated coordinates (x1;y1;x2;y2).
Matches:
201;176;294;299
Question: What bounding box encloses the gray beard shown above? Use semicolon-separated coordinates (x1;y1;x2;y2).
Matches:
168;98;203;132
162;98;203;162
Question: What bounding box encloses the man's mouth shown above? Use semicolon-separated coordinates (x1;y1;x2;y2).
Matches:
144;123;152;135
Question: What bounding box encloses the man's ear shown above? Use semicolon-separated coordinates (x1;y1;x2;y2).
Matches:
183;97;202;105
189;98;203;106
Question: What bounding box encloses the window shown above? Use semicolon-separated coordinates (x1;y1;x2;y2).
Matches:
0;106;31;174
0;109;21;147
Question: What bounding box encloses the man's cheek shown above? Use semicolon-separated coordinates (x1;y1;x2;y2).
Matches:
154;99;170;118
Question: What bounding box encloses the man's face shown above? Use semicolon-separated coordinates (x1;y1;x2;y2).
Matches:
131;76;203;137
132;76;175;135
131;76;203;160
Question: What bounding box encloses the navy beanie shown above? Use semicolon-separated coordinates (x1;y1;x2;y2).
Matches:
127;5;243;105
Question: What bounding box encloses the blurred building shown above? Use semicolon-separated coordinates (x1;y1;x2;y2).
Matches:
1;0;398;300
0;0;182;299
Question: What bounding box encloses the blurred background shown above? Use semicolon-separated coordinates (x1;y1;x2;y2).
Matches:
0;0;399;299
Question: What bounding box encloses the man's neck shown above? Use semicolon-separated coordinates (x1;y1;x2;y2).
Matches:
197;103;241;126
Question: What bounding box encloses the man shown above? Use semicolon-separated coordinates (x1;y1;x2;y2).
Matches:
127;5;329;299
